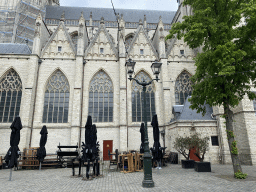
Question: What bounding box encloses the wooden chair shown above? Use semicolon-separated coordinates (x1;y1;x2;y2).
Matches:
108;149;119;170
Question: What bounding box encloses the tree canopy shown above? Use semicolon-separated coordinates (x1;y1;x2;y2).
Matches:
166;0;256;113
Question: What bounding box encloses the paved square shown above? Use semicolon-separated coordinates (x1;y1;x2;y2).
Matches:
0;163;256;192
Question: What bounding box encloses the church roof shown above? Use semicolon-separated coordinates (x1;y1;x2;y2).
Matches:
45;6;176;24
0;43;31;54
172;97;215;122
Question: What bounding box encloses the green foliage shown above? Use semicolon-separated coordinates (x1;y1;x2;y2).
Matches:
166;0;256;114
174;133;209;161
231;140;238;155
235;170;248;179
226;130;235;139
174;136;192;160
190;133;210;162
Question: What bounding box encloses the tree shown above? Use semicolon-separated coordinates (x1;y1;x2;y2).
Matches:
166;0;256;178
174;136;191;160
190;133;210;162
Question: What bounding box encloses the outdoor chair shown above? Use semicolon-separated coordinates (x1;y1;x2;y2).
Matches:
108;149;119;171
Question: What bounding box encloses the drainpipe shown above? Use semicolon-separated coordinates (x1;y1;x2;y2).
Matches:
29;57;42;148
126;65;128;149
79;60;86;148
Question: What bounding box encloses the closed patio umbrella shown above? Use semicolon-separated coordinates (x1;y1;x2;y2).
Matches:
4;116;22;180
85;115;92;146
151;114;162;168
37;125;48;170
140;123;145;153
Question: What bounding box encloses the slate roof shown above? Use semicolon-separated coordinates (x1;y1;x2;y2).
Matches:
0;43;31;54
173;105;184;114
172;97;215;122
45;6;176;24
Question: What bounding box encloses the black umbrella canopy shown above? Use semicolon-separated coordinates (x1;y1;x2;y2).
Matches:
5;116;22;168
151;114;159;143
85;116;92;145
151;114;162;161
140;123;145;144
91;124;97;146
37;125;48;162
140;123;145;153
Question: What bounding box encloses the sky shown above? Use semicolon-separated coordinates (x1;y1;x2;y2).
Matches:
60;0;179;11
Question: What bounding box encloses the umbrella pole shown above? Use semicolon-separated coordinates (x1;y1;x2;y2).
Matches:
39;162;41;171
9;168;12;181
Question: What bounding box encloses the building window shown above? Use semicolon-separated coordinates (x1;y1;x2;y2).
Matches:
100;48;104;54
132;71;156;122
42;70;69;123
211;136;219;146
140;49;144;55
175;71;192;105
0;69;22;123
58;46;62;52
89;70;113;122
252;92;256;115
71;32;78;50
125;34;134;51
180;50;184;55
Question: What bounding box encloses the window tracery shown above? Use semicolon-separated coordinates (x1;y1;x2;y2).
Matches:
43;70;69;123
175;71;192;105
125;34;134;51
0;69;22;123
88;71;113;122
132;71;155;122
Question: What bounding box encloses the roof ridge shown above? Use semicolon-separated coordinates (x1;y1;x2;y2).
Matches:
47;5;177;13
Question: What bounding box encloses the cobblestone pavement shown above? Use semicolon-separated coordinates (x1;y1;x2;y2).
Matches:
0;163;256;192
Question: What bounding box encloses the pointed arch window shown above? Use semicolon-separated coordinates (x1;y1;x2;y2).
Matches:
43;70;69;123
0;69;22;123
89;71;113;122
132;71;156;122
125;34;134;50
175;71;192;105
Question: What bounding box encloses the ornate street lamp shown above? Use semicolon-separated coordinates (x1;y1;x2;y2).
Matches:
125;58;162;188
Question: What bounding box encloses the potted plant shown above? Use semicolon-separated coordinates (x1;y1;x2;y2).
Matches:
174;136;195;168
190;133;211;172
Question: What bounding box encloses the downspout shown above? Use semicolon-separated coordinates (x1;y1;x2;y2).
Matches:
79;60;86;148
126;66;128;149
29;58;41;148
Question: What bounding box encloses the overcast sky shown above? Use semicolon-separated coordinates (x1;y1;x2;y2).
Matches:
60;0;178;11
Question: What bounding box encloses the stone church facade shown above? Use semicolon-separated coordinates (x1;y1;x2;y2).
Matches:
0;0;256;165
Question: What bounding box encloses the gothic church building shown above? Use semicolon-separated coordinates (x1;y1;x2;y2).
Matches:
0;0;256;165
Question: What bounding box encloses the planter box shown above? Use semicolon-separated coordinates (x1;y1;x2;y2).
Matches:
181;160;195;169
194;161;211;172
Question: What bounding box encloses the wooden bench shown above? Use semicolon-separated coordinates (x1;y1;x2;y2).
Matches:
57;144;79;165
18;148;39;169
57;144;80;175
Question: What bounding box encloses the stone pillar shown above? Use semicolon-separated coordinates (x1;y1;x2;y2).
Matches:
19;56;39;149
233;97;256;165
119;57;128;152
71;56;83;146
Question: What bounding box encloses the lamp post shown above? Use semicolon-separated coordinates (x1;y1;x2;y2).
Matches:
125;58;162;188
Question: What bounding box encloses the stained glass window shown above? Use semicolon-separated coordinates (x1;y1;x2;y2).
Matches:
132;71;155;122
175;71;192;105
0;69;22;123
89;71;113;122
43;70;69;123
